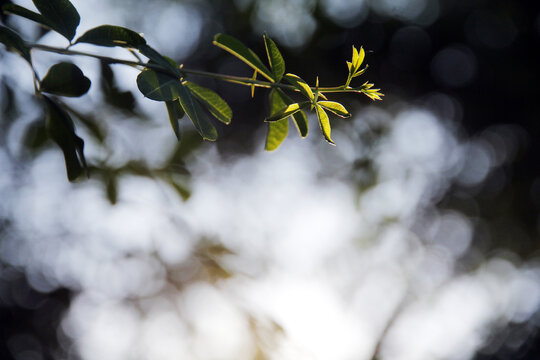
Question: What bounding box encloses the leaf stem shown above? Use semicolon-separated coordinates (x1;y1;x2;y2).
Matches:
28;44;364;94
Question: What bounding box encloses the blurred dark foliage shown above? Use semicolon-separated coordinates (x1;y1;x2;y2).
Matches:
1;0;540;359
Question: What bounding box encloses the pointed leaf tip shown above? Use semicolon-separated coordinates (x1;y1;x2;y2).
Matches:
165;100;184;140
263;34;285;82
318;101;350;118
284;73;314;101
176;84;218;141
44;96;87;181
265;102;308;122
2;4;52;30
185;81;232;125
0;25;31;62
315;104;335;145
32;0;80;41
213;33;274;82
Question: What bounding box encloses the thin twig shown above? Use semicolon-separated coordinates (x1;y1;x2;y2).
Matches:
28;44;369;94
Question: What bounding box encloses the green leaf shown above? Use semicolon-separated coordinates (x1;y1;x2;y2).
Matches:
265;102;308;122
176;84;218;141
315;104;334;145
265;118;288;151
317;101;350;118
265;89;289;151
100;61;136;112
32;0;80;41
213;33;274;82
104;172;118;205
75;25;146;48
355;46;365;70
165;100;184;140
137;69;217;140
275;89;308;138
283;73;314;101
263;34;285;82
40;62;91;97
184;81;232;124
43;96;87;181
136;69;183;102
352;46;359;69
22;119;48;152
0;25;31;62
2;4;52;29
138;44;181;76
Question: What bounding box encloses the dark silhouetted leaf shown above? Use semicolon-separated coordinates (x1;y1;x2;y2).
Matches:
138;44;181;76
137;69;216;140
318;101;350;118
284;73;314;100
2;4;52;29
274;89;308;138
265;101;309;122
265;89;289;151
105;172;118;204
213;33;274;82
44;96;87;181
315;103;334;145
263;34;285;82
22;119;48;152
40;62;91;97
0;25;31;62
32;0;80;41
136;69;183;102
100;61;135;112
176;84;217;141
75;25;146;48
185;81;232;124
165;100;184;140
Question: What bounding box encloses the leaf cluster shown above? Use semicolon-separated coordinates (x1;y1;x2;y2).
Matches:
0;0;383;182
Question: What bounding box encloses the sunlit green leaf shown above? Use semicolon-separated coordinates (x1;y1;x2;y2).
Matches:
265;89;289;151
44;96;87;181
283;73;314;101
263;34;285;82
355;46;365;69
176;84;218;141
165;100;184;140
136;69;182;102
32;0;80;41
75;25;146;48
274;89;308;138
352;46;359;69
40;62;91;97
317;101;350;118
213;33;274;82
185;81;232;125
0;25;31;62
1;4;52;30
138;44;181;76
315;103;334;145
265;102;309;122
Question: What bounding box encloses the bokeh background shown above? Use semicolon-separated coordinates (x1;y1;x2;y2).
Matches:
1;0;540;359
